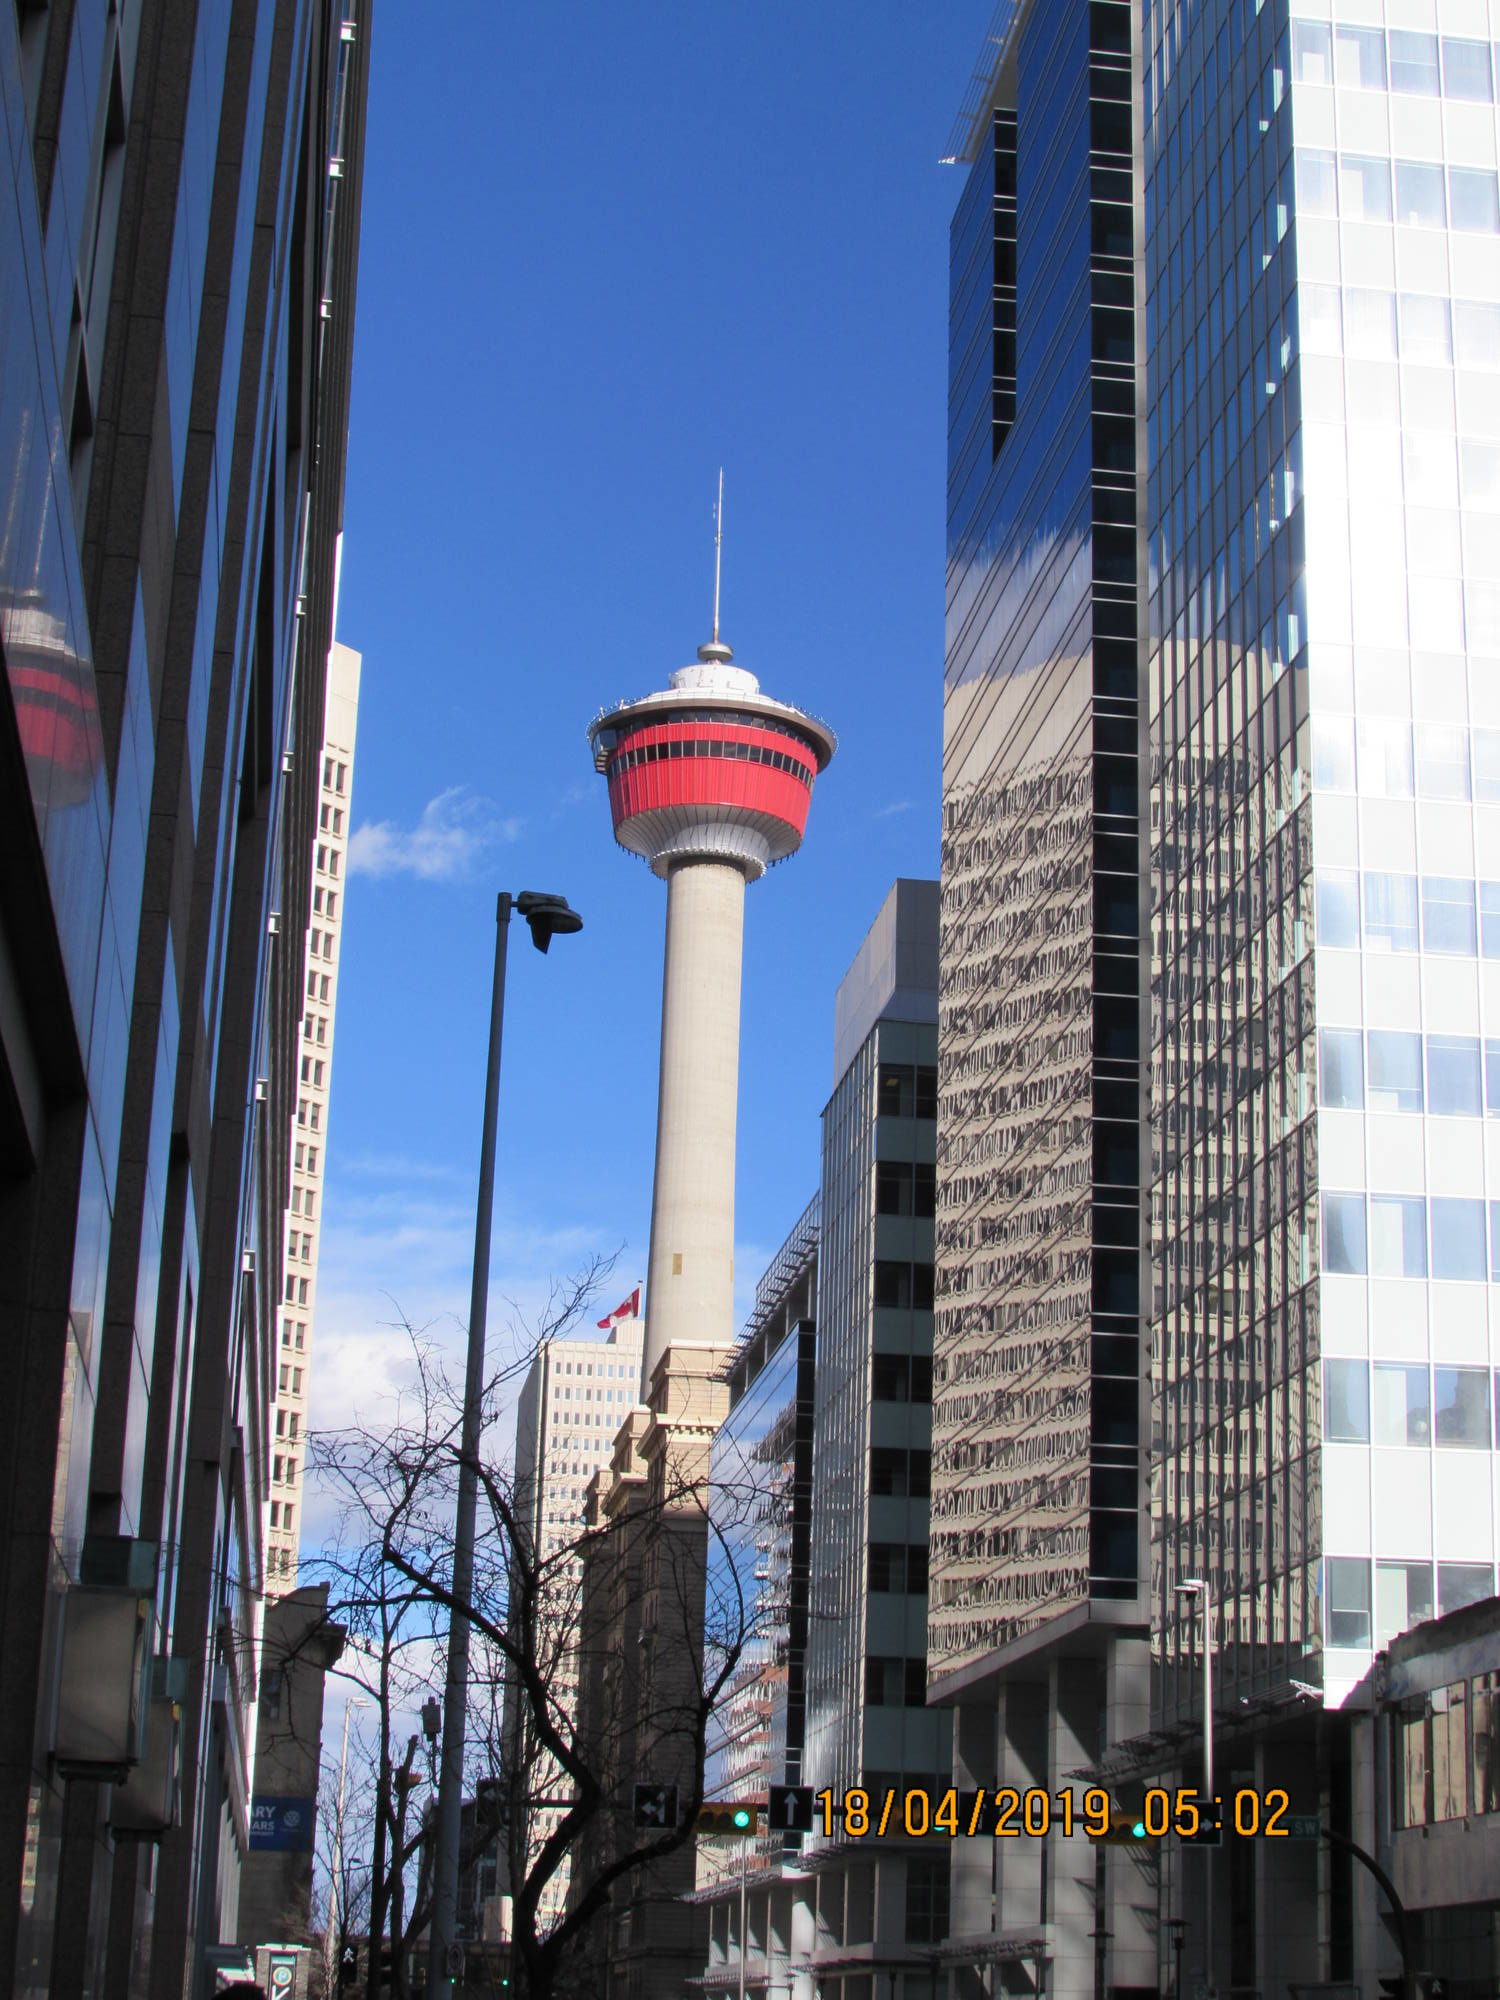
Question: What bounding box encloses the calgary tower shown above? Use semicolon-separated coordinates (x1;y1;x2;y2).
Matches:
588;521;835;1384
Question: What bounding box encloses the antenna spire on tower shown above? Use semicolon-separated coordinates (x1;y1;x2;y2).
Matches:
712;468;724;645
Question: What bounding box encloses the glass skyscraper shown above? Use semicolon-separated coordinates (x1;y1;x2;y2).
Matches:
934;3;1155;1987
1147;0;1500;1720
0;3;366;1993
934;0;1146;1687
938;0;1500;1985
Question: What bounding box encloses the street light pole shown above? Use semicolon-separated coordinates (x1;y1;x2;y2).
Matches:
738;1837;748;2000
1176;1579;1214;2000
427;890;583;2000
331;1696;369;1973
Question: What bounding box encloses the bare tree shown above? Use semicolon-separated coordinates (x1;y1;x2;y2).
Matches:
305;1266;757;2000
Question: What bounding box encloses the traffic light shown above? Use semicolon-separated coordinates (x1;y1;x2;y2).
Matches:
1096;1812;1161;1846
696;1801;759;1836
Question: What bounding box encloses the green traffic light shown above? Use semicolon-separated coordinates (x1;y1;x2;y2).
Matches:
732;1807;752;1829
1132;1821;1146;1838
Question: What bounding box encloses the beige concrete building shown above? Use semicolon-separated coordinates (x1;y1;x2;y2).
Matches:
510;1312;645;1932
268;640;361;1592
238;1585;346;1985
569;1340;733;2000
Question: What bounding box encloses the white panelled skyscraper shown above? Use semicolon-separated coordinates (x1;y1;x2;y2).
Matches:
934;0;1500;1991
268;639;361;1590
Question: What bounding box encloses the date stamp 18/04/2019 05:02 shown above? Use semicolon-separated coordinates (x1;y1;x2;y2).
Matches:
798;1786;1306;1842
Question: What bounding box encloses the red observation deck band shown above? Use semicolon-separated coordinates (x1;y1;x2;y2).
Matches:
605;719;818;845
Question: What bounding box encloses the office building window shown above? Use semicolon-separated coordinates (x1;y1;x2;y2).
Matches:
871;1355;933;1403
1450;167;1500;232
1427;1037;1481;1116
1422;877;1477;955
1365;873;1420;953
1335;23;1387;87
1319;1029;1364;1110
874;1261;935;1310
1374;1363;1432;1446
1324;1359;1370;1442
868;1544;929;1593
877;1062;938;1120
1415;725;1471;800
1359;718;1415;796
1429;1199;1485;1280
1376;1559;1433;1647
1325;1557;1373;1647
1390;30;1441;93
863;1656;928;1707
1433;1368;1490;1447
870;1448;931;1498
904;1856;951;1946
876;1159;936;1216
1395;160;1447;226
1318;870;1361;947
1369;1195;1427;1277
1322;1194;1367;1274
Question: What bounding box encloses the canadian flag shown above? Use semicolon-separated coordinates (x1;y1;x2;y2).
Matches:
597;1285;642;1331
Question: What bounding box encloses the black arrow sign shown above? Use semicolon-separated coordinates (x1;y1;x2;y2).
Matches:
632;1783;679;1829
767;1785;814;1832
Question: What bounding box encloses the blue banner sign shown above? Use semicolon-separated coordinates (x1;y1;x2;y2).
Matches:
249;1796;316;1851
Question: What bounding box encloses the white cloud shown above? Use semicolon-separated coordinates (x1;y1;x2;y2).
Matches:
873;798;913;819
347;786;521;881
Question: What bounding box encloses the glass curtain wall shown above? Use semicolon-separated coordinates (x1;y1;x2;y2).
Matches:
1145;0;1318;1720
933;0;1145;1687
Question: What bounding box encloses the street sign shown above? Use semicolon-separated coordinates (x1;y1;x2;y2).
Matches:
767;1785;814;1832
1285;1813;1322;1840
266;1953;298;1999
632;1783;679;1830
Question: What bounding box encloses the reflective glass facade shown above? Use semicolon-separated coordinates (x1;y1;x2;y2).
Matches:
933;0;1146;1689
0;1;366;1990
1144;0;1322;1725
1146;0;1500;1722
703;1298;816;1885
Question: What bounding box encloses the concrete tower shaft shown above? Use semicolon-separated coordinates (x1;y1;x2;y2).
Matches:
589;640;834;1385
645;859;745;1368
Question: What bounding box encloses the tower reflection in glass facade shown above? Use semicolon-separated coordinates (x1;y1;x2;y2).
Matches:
933;0;1146;1682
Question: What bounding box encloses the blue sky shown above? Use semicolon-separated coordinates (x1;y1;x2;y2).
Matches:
311;2;987;1444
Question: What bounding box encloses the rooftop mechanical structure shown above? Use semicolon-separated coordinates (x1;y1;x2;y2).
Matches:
589;634;835;1384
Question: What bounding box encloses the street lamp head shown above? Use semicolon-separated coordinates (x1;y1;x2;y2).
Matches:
514;890;583;954
1176;1578;1205;1597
